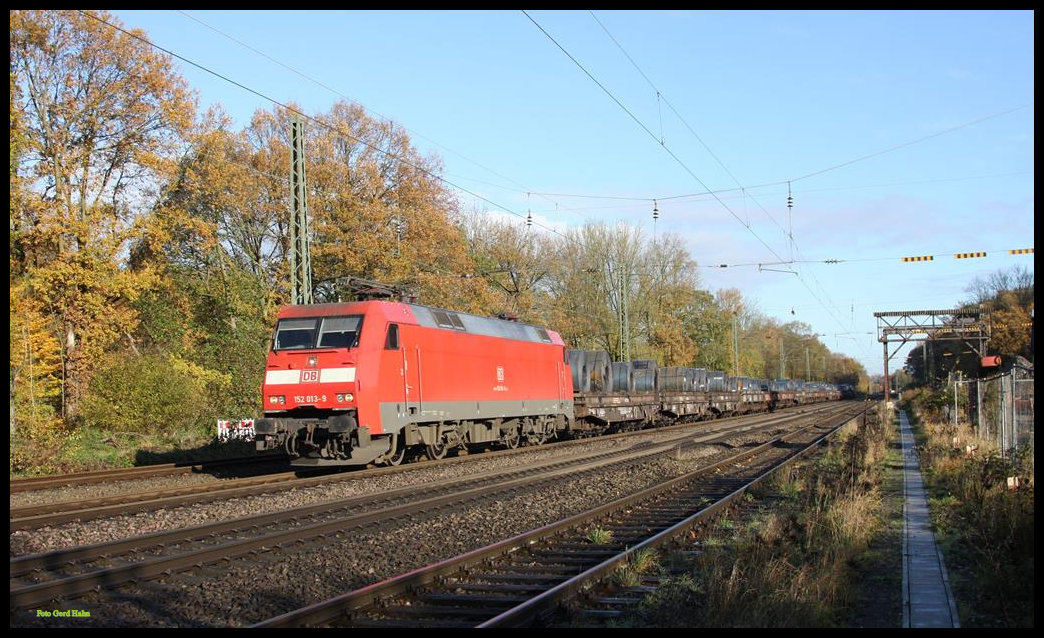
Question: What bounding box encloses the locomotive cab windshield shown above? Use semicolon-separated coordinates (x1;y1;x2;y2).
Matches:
273;315;363;350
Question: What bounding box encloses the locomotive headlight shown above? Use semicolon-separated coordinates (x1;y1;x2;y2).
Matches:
277;396;285;405
343;393;354;403
269;396;278;405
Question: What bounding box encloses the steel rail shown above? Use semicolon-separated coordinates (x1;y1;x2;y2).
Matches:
10;404;833;531
10;406;846;610
251;404;861;627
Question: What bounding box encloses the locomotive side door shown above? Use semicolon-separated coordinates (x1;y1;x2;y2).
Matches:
559;347;570;398
387;323;420;422
402;341;422;420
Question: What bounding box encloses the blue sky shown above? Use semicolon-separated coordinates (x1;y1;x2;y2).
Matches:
110;10;1034;376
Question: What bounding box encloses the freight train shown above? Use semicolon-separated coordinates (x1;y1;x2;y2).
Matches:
254;300;841;467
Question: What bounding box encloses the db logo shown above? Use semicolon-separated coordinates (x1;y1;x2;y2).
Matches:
300;369;320;383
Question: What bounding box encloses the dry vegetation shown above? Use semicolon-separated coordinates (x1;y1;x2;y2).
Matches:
617;404;901;627
907;389;1034;628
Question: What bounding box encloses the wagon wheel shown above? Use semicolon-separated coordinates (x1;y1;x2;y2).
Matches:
425;438;448;461
385;433;407;466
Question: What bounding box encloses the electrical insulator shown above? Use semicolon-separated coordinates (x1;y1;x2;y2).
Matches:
526;211;532;227
653;200;659;221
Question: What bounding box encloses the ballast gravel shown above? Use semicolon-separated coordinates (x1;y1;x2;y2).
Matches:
10;426;777;628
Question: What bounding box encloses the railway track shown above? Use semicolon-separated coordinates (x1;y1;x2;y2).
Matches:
251;403;864;628
9;455;275;493
10;406;822;532
10;405;849;613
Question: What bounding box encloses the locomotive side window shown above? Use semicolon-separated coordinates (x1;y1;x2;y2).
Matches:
317;316;362;348
274;318;318;350
385;323;400;350
432;309;466;331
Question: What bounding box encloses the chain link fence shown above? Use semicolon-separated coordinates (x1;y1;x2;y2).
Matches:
957;362;1033;469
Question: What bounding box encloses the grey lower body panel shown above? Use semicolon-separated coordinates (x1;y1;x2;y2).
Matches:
379;398;573;440
379;398;572;426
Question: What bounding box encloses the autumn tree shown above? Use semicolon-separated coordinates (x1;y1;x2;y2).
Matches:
684;289;732;371
905;266;1034;386
547;223;635;355
10;9;194;426
968;266;1034;360
244;102;492;312
543;223;704;363
461;211;554;321
639;233;702;365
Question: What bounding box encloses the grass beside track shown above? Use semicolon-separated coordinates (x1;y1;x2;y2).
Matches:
905;389;1034;628
610;401;903;627
10;424;261;478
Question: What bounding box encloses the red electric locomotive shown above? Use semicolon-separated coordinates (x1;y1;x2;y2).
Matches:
254;301;574;466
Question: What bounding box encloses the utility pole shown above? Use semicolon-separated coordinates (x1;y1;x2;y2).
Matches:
805;347;810;381
289;114;313;305
616;266;630;362
622;271;630;362
732;313;740;377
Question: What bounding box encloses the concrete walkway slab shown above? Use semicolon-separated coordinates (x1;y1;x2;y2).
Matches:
899;409;961;628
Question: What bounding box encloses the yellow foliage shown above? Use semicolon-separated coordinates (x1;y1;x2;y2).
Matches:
10;282;65;439
167;354;232;395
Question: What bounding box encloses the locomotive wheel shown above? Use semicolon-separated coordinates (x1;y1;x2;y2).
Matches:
385;434;407;466
426;439;448;461
502;426;520;449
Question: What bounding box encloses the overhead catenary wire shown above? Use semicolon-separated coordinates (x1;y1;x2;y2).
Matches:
80;11;1027;372
789;102;1033;184
182;6;1025;238
523;10;792;268
80;10;581;247
171;9;1030;248
553;12;1031;357
174;9;596;228
526;11;872;354
505;170;1032;205
588;9;790;242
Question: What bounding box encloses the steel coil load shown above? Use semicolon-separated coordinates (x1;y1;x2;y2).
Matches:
584;350;613;394
631;359;657;391
568;350;587;392
692;367;708;391
633;369;655;392
611;361;635;393
658;366;696;392
567;349;613;393
707;370;726;392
